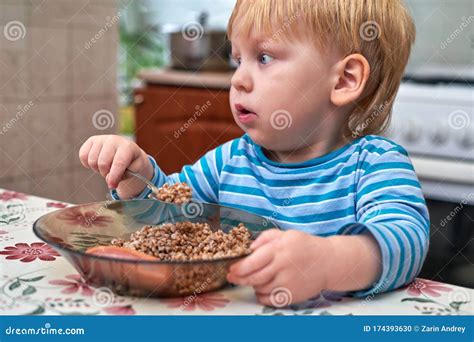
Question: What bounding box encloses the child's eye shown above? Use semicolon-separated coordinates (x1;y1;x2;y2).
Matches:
259;53;274;65
231;56;241;67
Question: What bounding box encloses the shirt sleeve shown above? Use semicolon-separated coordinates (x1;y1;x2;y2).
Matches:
339;146;430;297
110;138;240;203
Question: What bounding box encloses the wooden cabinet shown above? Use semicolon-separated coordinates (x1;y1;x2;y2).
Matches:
135;75;242;174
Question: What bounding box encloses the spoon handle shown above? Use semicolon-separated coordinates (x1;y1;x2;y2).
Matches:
125;169;160;197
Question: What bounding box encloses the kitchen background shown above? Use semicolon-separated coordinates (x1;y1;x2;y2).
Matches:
0;0;472;288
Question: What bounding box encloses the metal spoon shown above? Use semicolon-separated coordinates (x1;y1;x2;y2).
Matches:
124;169;224;228
124;168;160;199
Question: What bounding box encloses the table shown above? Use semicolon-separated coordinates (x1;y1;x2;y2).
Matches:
0;188;472;316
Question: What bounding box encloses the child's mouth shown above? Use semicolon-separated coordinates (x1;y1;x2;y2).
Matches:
235;104;257;124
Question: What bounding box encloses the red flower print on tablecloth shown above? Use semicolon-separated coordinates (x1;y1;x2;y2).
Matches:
163;292;230;311
406;279;452;297
49;274;94;296
0;242;60;262
103;305;136;315
0;230;8;235
0;191;28;201
56;207;113;228
46;202;68;208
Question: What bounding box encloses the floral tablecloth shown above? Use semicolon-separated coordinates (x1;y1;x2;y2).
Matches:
0;188;472;316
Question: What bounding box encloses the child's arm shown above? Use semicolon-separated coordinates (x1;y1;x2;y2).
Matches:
110;137;241;203
227;228;382;305
228;146;429;305
339;146;430;297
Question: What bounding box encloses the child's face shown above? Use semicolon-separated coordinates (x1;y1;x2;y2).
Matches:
229;23;340;153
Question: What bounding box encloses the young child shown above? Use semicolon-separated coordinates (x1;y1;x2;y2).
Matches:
79;0;429;305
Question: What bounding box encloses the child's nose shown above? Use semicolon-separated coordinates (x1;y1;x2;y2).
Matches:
231;64;253;92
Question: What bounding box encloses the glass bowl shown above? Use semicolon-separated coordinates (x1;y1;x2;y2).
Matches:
33;199;279;297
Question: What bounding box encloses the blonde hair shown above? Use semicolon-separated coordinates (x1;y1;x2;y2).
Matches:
228;0;416;140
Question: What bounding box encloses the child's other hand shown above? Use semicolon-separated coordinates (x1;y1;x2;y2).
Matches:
79;135;152;191
227;229;334;306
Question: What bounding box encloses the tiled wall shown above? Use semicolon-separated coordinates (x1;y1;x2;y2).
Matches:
0;0;119;203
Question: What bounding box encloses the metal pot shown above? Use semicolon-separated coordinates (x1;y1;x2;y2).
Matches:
169;12;232;71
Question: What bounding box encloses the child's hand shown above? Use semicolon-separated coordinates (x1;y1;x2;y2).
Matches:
79;135;153;197
227;229;335;306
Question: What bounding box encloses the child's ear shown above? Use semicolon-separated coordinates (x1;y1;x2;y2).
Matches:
330;54;370;107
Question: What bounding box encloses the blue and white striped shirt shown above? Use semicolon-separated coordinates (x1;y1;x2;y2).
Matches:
115;134;429;296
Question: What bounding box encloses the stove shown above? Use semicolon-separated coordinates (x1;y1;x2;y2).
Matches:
386;82;474;204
